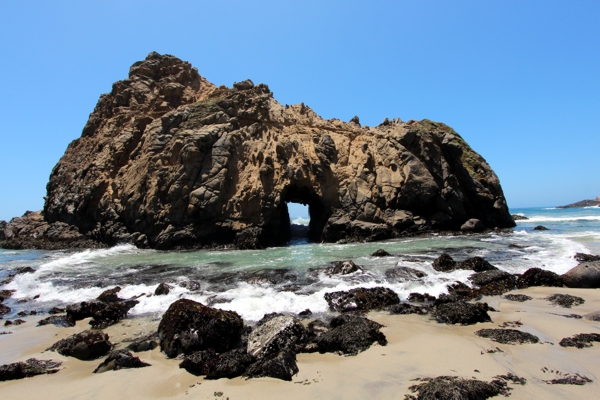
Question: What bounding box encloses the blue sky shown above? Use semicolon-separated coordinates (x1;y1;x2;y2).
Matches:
1;1;598;221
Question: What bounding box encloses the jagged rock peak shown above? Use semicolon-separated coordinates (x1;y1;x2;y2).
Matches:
36;52;514;250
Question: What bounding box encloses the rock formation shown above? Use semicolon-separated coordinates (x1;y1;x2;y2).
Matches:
5;52;514;250
557;197;600;208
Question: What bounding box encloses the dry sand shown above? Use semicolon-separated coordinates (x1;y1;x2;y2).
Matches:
1;287;600;399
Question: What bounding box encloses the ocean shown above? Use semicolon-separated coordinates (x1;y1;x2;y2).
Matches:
1;206;599;322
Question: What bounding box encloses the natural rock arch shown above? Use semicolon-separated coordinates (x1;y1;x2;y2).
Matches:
42;52;515;249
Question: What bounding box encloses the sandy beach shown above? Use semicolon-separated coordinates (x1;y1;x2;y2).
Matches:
1;286;599;399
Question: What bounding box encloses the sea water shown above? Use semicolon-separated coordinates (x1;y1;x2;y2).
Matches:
1;207;599;322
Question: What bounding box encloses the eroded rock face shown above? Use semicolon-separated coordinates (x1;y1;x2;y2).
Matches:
20;52;513;250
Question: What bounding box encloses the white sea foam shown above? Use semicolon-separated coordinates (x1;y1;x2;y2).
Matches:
291;216;310;226
516;216;600;223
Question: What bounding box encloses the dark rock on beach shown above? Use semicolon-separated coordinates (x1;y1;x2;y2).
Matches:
244;349;298;381
545;293;584;308
158;299;244;358
475;329;539;345
544;373;593;385
469;270;517;295
405;375;511;400
125;332;159;352
93;349;151;373
315;314;387;356
66;300;106;321
517;268;564;288
324;287;400;312
180;348;255;379
512;214;529;221
389;302;430;315
48;330;112;360
503;294;532;302
37;315;76;328
559;333;600;348
0;358;62;382
89;300;139;329
562;261;600;288
247;315;308;359
433;301;491;325
533;225;549;231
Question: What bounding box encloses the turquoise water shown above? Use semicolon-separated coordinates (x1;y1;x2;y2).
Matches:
1;206;599;321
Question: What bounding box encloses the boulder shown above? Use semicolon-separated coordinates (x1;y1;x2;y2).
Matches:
432;253;456;272
533;225;549;231
371;249;391;257
562;262;600;288
93;349;151;373
512;214;528;221
322;260;363;276
158;299;244;358
97;286;124;303
315;315;387;355
0;359;62;382
469;270;517;295
432;301;491;325
457;257;498;272
385;267;427;281
460;218;486;233
244;349;298;381
89;300;139;329
517;268;564;288
324;287;400;312
154;282;173;295
247;316;308;359
126;332;159;352
48;330;112;360
180;348;255;379
66;300;106;321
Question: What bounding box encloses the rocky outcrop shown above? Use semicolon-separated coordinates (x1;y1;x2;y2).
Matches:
557;198;600;209
3;52;515;250
0;211;104;250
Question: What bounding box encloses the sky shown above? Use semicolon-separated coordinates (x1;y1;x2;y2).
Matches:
1;1;599;221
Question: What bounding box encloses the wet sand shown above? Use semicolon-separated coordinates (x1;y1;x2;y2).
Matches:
1;287;599;399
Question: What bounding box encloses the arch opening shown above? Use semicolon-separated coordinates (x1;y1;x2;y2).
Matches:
277;185;330;245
